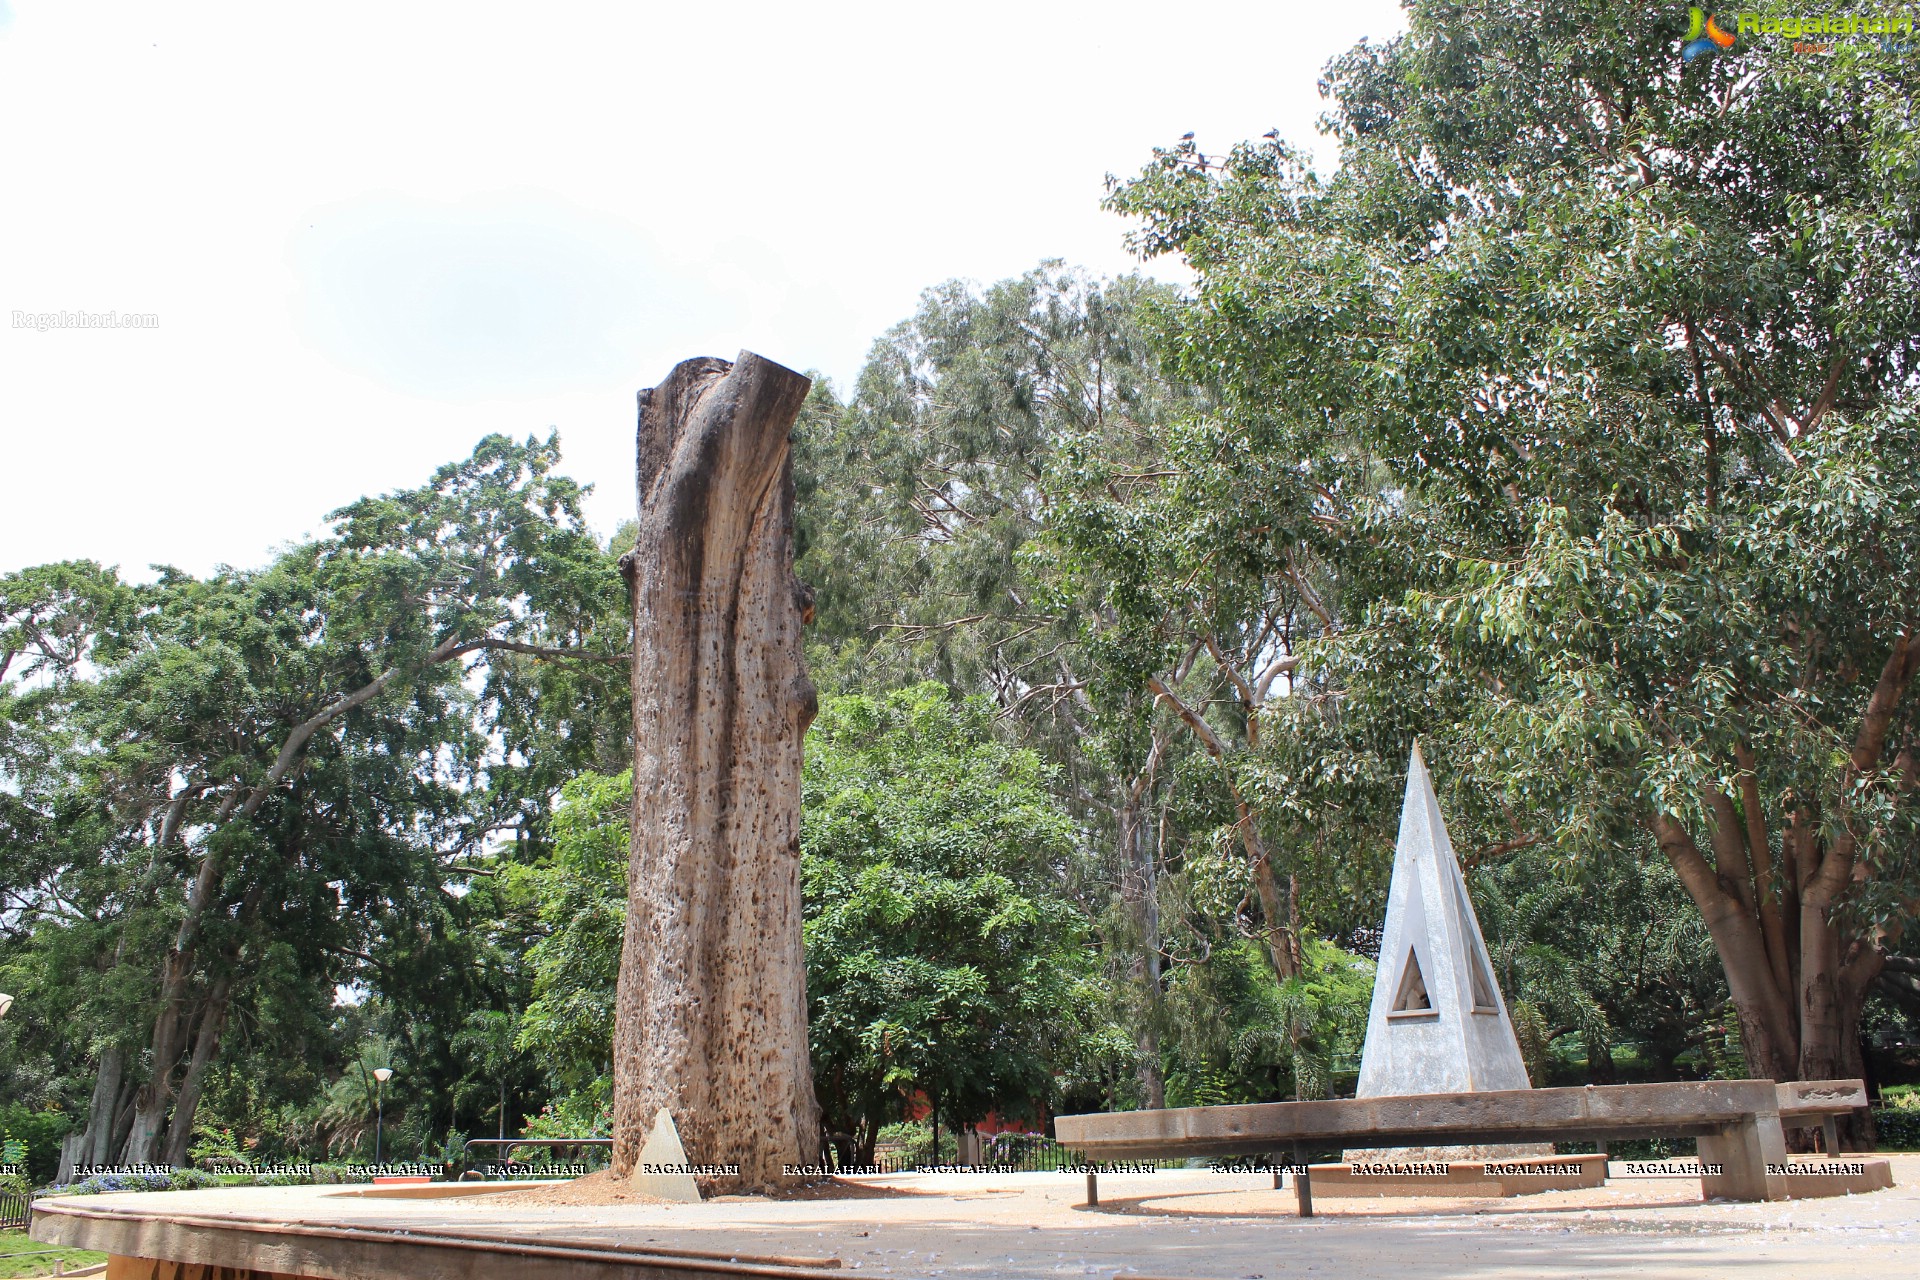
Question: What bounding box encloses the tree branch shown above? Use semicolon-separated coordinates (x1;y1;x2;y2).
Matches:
1147;674;1229;760
1798;349;1848;437
1705;788;1758;914
1285;547;1334;630
442;637;631;667
1851;627;1918;773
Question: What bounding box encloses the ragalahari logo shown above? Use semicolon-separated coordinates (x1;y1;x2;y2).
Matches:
1683;7;1739;58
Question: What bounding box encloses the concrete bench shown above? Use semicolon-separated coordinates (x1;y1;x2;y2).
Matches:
1774;1078;1868;1155
1055;1077;1871;1213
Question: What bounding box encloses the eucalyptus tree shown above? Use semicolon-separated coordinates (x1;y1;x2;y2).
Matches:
1046;411;1341;983
0;435;629;1170
1106;0;1920;1102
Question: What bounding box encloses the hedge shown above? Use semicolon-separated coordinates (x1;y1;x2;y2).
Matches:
1872;1107;1920;1151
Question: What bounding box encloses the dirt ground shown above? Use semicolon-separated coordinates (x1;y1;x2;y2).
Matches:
34;1157;1920;1279
494;1167;923;1206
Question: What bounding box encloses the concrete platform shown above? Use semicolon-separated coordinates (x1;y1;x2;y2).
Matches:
28;1161;1919;1280
1311;1153;1608;1197
1760;1155;1896;1198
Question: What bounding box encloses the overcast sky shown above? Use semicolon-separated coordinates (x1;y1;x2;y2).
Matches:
0;0;1407;576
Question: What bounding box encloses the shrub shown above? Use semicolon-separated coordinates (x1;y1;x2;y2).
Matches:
38;1162;365;1196
0;1105;76;1186
1873;1107;1920;1151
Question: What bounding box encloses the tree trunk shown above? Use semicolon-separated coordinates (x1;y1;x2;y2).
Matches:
1247;839;1302;980
611;352;821;1195
1117;774;1165;1109
1655;810;1802;1081
1145;676;1300;979
64;1046;125;1179
1651;626;1914;1152
161;977;232;1166
122;845;229;1165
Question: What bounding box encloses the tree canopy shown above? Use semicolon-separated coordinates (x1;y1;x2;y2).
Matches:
1102;0;1920;1099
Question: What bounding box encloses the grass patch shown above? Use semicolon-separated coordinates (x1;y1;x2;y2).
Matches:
0;1230;108;1278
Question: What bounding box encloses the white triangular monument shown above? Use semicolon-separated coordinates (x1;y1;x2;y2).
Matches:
1356;743;1531;1098
626;1109;703;1202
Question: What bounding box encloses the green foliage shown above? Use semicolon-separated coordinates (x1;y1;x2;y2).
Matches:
1102;0;1920;1076
1161;936;1372;1105
1470;848;1725;1083
1871;1108;1920;1151
875;1120;959;1169
0;432;629;1166
803;685;1119;1155
795;264;1187;697
1685;1008;1754;1082
0;1109;69;1187
520;1088;612;1141
187;1124;245;1165
511;771;630;1098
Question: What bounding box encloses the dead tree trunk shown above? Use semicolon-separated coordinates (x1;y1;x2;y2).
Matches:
611;352;821;1195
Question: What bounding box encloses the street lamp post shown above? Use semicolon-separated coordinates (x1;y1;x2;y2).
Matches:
372;1068;394;1163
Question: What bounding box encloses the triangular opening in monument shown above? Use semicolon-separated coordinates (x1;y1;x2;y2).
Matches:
1468;946;1499;1012
1453;876;1501;1013
1389;946;1434;1015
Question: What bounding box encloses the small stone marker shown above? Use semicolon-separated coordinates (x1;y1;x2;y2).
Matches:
628;1109;703;1202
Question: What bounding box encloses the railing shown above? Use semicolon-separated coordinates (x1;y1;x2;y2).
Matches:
855;1135;1089;1174
464;1138;611;1154
0;1189;30;1229
462;1137;611;1178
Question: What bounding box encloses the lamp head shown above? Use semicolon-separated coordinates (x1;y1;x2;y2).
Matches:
373;1067;394;1083
0;993;13;1019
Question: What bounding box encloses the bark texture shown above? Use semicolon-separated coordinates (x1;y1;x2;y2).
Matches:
1651;626;1917;1149
612;352;821;1194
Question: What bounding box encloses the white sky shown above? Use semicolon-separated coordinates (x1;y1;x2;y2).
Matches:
0;0;1407;577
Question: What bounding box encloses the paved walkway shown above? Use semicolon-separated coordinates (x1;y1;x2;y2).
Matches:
35;1157;1920;1279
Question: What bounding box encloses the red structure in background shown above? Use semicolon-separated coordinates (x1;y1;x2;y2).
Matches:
900;1094;1050;1138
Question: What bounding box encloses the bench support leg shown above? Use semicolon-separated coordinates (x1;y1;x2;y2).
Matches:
1292;1145;1312;1218
1697;1111;1789;1202
1085;1172;1098;1207
1822;1116;1840;1156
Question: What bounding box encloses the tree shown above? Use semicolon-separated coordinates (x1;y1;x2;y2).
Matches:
795;265;1211;1107
0;434;629;1172
515;770;631;1104
1106;0;1920;1116
802;685;1117;1163
453;1011;526;1142
612;353;820;1194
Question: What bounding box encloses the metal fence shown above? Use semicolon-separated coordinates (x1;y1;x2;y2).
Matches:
0;1189;30;1230
861;1135;1088;1174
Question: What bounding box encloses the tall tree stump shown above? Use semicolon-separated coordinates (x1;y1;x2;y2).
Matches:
612;351;821;1193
